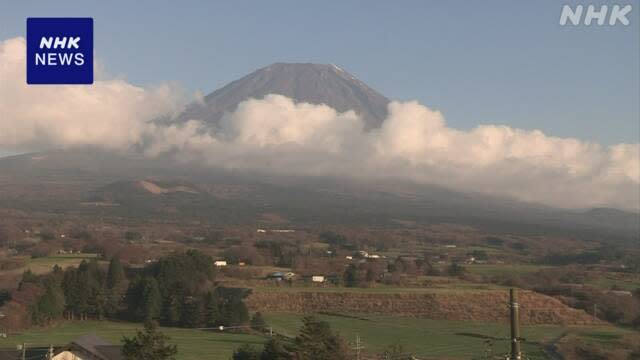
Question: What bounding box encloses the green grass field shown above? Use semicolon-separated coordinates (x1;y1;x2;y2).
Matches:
464;264;551;277
8;253;101;275
263;312;630;360
0;315;630;360
0;321;265;360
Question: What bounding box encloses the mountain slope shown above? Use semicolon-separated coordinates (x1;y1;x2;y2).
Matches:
172;63;390;129
0;149;637;241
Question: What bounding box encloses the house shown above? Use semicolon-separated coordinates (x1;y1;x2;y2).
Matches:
214;260;227;267
52;334;123;360
0;335;122;360
311;275;325;283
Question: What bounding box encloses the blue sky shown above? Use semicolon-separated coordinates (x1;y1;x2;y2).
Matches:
1;0;638;147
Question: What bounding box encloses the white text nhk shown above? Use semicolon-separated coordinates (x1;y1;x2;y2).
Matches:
35;36;84;66
560;4;632;26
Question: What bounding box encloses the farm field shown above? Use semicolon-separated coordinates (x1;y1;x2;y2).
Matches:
464;264;552;277
7;253;100;275
248;282;506;294
586;272;640;291
263;312;632;360
0;320;265;360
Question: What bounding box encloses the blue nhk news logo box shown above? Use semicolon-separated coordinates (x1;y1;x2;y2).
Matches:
27;18;93;84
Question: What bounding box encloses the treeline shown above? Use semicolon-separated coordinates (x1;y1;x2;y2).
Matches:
19;250;250;328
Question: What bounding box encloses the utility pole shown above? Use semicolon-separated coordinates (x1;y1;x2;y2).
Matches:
21;343;26;360
509;288;522;360
48;344;54;360
353;334;363;360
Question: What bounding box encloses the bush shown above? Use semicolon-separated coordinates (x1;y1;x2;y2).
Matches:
446;262;467;277
231;345;261;360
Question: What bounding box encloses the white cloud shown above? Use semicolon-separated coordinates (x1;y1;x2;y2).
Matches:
0;37;182;151
1;37;638;210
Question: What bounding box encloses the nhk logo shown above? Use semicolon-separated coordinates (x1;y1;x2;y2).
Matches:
27;18;93;84
36;36;85;66
559;4;633;26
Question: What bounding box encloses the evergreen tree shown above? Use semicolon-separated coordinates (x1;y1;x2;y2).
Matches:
161;292;183;325
203;291;220;326
180;296;204;328
139;278;161;322
261;339;290;360
343;264;358;287
216;287;250;326
107;256;125;289
106;256;126;317
122;321;178;360
292;316;349;360
61;267;89;320
80;259;107;319
125;277;162;322
18;269;38;290
31;280;65;325
231;345;260;360
250;312;268;332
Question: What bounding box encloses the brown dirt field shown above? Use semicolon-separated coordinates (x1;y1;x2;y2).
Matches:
246;289;601;325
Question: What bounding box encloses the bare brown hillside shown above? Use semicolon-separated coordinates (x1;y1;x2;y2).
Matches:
246;289;601;325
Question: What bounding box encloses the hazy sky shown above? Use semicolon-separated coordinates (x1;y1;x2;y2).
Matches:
0;0;638;147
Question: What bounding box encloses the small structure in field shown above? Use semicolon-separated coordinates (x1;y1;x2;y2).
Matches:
311;275;325;283
267;272;285;280
214;260;228;267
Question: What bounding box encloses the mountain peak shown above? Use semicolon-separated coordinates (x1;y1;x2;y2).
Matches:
173;62;390;129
